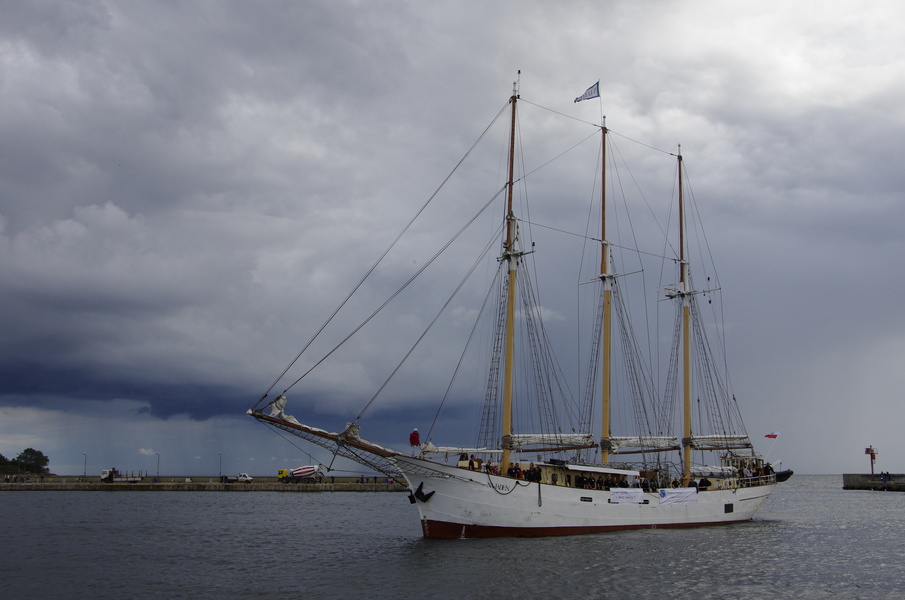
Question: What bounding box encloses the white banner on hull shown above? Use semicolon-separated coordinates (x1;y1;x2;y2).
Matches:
658;487;699;505
609;488;646;503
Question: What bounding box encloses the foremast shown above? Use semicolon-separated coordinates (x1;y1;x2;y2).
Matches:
677;151;693;486
500;77;519;472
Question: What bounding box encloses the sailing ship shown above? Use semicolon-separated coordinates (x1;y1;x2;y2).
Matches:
248;77;783;538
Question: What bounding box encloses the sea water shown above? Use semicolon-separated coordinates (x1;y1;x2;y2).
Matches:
2;475;905;599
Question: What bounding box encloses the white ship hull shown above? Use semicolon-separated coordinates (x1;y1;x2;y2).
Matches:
393;457;774;539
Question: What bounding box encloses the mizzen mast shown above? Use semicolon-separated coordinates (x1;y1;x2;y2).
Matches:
600;121;613;465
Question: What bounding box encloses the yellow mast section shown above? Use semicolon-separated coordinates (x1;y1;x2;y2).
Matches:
600;124;612;465
500;81;518;472
678;152;693;486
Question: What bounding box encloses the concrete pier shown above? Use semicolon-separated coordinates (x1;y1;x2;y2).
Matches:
0;476;407;493
842;473;905;491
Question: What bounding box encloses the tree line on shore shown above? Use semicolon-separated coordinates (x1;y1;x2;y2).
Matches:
0;448;50;475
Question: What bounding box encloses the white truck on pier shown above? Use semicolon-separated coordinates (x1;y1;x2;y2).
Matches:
100;468;143;483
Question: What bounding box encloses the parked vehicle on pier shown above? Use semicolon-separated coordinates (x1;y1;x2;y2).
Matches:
100;468;143;483
277;465;324;483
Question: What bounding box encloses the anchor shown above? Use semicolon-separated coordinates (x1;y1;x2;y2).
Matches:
409;481;435;503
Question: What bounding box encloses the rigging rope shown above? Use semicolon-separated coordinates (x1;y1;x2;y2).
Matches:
255;100;512;409
352;205;506;423
427;227;506;443
520;98;678;157
280;185;507;402
260;421;327;468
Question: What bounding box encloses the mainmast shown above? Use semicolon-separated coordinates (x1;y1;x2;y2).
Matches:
600;122;612;465
500;75;519;472
678;150;693;486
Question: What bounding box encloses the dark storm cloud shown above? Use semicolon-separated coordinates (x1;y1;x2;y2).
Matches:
1;0;904;474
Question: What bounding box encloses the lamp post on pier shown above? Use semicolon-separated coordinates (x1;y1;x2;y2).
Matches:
82;453;87;478
155;452;160;477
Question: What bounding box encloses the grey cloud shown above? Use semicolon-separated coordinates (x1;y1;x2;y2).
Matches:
2;1;905;474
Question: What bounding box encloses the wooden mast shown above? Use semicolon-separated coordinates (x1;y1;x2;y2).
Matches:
678;149;693;486
500;76;519;473
600;122;612;464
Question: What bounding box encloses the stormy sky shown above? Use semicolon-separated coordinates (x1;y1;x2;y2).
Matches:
1;1;904;477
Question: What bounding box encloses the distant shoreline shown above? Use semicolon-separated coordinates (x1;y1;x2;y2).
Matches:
1;475;407;492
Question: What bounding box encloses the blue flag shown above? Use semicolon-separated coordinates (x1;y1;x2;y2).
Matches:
574;81;600;103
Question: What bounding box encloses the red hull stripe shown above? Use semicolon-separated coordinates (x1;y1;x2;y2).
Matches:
421;518;750;539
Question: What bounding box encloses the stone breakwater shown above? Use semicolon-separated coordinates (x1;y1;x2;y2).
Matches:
842;473;905;492
0;481;408;492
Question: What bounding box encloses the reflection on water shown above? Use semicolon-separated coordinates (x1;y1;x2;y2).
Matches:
4;475;905;599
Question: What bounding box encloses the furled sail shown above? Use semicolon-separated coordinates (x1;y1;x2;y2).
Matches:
604;436;680;452
421;442;503;456
268;394;300;425
690;435;752;449
692;465;737;477
422;433;596;456
509;433;597;449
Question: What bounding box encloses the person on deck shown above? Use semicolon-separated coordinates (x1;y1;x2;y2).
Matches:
409;428;421;456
